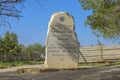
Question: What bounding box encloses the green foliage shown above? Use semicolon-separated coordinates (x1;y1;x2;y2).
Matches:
0;31;45;62
79;0;120;40
0;31;21;61
0;37;4;55
30;43;45;53
26;43;45;61
19;44;27;51
27;45;32;61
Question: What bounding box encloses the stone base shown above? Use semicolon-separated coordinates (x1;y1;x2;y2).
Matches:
44;62;79;69
17;68;42;74
44;63;48;69
17;67;82;74
17;68;61;74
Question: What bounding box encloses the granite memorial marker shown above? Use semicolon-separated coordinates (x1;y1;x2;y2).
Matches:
44;12;80;69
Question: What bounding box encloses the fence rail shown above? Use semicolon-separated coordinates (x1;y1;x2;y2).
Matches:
79;45;120;62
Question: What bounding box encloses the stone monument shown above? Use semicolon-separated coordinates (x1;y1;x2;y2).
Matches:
44;12;80;69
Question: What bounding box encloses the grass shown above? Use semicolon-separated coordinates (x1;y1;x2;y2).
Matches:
79;62;120;67
0;61;44;68
0;61;120;69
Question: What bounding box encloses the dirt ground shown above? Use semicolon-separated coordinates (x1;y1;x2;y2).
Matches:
0;65;120;80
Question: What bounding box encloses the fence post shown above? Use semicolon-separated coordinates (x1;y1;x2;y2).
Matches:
100;45;103;60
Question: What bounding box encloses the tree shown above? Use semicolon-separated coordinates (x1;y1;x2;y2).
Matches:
97;39;102;46
9;32;22;61
26;43;45;61
2;31;10;61
0;37;4;56
0;31;21;62
27;45;32;61
79;0;120;41
0;0;43;27
0;0;24;26
30;43;44;53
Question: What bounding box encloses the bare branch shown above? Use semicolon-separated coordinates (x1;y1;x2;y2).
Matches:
0;0;24;27
0;0;44;27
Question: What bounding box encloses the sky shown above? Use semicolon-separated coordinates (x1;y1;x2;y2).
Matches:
0;0;118;46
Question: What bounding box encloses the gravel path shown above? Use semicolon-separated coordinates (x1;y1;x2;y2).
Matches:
0;65;120;80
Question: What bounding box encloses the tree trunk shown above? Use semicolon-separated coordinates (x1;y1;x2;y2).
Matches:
3;53;7;62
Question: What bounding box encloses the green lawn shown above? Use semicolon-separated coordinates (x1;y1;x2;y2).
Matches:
79;62;120;67
0;61;120;69
0;61;44;68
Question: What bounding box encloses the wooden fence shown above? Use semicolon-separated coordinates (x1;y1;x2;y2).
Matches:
79;45;120;62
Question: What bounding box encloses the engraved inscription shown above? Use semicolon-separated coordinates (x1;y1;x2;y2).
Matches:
48;23;76;56
59;16;64;22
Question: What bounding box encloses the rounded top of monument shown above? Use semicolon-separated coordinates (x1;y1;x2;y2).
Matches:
52;12;71;16
48;12;74;27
